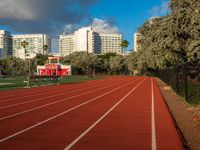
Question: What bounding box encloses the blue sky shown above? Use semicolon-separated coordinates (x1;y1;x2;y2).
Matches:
89;0;169;50
0;0;169;52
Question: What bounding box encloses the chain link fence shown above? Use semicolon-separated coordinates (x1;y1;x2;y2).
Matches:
155;59;200;104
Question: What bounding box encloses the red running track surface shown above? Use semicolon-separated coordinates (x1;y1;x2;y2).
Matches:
0;76;185;150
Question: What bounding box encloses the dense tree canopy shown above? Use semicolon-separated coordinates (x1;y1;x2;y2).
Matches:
136;0;200;72
0;57;25;75
61;52;99;76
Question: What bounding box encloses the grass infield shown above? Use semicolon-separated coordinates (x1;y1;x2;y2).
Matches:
0;76;100;91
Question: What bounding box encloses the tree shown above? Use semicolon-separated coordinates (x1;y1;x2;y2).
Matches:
33;54;48;66
121;40;129;54
97;53;117;74
61;52;98;76
169;0;200;61
32;54;48;73
135;0;200;73
0;57;26;76
0;59;6;76
109;55;126;75
43;45;48;55
125;52;138;75
21;41;29;57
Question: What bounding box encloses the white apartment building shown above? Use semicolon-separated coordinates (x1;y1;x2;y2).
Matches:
0;30;13;58
59;34;75;56
59;27;98;56
134;33;141;52
13;34;51;59
99;33;122;54
59;27;122;56
74;27;93;53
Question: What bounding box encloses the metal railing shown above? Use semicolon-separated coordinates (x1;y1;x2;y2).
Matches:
155;59;200;103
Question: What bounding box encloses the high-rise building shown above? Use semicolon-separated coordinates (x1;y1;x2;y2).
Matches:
59;27;99;56
13;34;51;59
59;34;74;56
0;30;13;58
98;33;122;54
134;33;141;52
74;27;93;53
59;27;122;56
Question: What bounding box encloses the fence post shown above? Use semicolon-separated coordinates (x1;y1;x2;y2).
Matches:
175;66;179;93
198;62;200;101
184;65;188;101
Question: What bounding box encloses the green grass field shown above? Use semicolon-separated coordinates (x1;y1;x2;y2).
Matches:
0;76;100;91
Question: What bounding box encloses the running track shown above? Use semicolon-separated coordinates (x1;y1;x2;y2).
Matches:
0;76;184;150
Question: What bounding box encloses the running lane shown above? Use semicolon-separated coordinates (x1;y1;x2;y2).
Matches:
0;76;115;101
0;77;130;119
0;77;136;139
0;77;142;149
0;77;125;108
66;77;152;150
0;77;184;150
152;78;184;150
64;78;184;150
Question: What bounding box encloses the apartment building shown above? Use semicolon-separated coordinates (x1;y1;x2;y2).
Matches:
59;27;99;56
13;34;51;59
59;27;122;56
99;33;122;54
0;30;13;58
59;34;74;56
134;33;141;52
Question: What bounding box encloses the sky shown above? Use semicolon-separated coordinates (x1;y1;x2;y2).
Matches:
0;0;170;53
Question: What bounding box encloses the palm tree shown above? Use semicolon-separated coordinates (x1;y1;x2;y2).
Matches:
21;41;29;58
121;40;129;54
43;45;48;55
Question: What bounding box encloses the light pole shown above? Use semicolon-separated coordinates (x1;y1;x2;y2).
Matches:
21;41;30;87
27;55;31;87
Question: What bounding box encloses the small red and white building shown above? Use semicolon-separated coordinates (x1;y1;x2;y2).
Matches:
37;56;71;76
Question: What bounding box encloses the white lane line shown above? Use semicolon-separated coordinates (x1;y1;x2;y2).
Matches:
0;78;140;143
0;87;82;103
151;78;157;150
64;79;145;150
0;80;114;103
0;78;113;100
0;79;128;120
0;79;123;110
0;78;138;121
0;85;66;100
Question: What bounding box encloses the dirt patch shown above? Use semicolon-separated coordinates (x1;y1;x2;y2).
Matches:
156;78;200;150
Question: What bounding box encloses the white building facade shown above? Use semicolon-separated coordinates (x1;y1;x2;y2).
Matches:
59;27;122;56
59;34;75;56
0;30;13;58
134;33;141;52
98;33;122;54
13;34;51;59
74;27;92;53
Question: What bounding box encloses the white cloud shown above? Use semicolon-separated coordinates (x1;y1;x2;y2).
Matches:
149;0;169;16
91;18;119;33
63;24;78;34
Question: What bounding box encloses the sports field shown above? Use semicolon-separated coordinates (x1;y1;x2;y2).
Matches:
0;76;184;150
